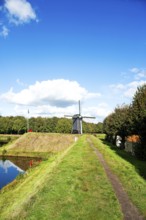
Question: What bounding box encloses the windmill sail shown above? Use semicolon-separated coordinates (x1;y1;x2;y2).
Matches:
79;100;81;115
82;116;95;118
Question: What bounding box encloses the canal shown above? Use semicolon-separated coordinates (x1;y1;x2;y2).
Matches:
0;156;41;190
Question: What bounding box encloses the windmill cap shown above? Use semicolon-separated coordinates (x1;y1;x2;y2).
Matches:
73;114;82;118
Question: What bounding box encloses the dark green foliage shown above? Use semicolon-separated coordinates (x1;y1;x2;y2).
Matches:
96;122;103;133
0;116;97;134
82;121;99;133
2;149;7;156
103;84;146;160
0;136;11;147
130;85;146;159
0;116;26;134
103;104;135;147
12;116;26;134
134;141;146;160
103;105;130;140
131;85;146;134
55;118;72;133
103;112;117;143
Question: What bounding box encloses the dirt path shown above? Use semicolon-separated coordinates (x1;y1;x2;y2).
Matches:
88;138;144;220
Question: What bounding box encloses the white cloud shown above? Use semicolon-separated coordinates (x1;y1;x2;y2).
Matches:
0;79;103;122
3;68;146;122
14;104;79;118
82;103;111;119
136;70;146;79
109;67;146;100
16;78;27;87
1;79;101;107
0;0;38;37
130;67;140;74
124;80;146;98
124;87;136;98
12;101;110;123
4;0;37;25
0;25;9;37
129;67;146;80
110;80;146;99
110;84;125;90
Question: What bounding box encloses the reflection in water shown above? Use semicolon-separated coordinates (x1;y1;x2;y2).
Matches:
0;160;24;173
0;156;41;190
0;159;24;190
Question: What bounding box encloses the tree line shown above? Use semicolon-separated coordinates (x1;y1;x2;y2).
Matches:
103;84;146;160
0;116;103;134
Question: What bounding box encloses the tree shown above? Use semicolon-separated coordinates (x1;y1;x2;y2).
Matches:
130;84;146;159
102;84;146;160
103;104;130;147
48;117;59;133
0;115;98;135
103;112;117;143
32;117;46;132
55;118;72;133
0;117;9;134
12;116;26;134
96;122;103;133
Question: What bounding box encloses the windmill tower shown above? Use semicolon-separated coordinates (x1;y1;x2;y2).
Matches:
65;101;95;134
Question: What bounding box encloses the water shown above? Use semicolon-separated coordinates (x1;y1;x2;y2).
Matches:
0;156;41;190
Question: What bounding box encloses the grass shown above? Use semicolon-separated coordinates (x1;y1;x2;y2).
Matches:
14;135;122;220
0;134;20;147
91;134;146;217
8;132;76;152
0;135;123;220
97;134;146;179
0;138;76;220
2;133;145;219
0;132;76;158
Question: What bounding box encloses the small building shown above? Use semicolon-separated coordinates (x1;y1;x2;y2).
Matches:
125;135;140;155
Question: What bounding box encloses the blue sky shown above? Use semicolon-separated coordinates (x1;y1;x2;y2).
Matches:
0;0;146;123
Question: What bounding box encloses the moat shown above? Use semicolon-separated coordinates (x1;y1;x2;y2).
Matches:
0;156;41;189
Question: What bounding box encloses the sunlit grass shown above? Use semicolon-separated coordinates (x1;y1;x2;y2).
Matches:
15;135;122;220
91;135;146;217
0;133;77;158
8;132;76;152
0;139;76;220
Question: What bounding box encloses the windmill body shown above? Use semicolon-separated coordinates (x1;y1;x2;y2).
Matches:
65;101;95;134
72;114;82;134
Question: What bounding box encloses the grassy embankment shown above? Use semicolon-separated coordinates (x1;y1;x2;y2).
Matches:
2;133;146;219
0;134;123;220
91;134;146;218
0;134;20;148
0;133;78;219
0;132;76;158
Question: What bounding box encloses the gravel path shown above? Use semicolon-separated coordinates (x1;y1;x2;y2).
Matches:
88;138;144;220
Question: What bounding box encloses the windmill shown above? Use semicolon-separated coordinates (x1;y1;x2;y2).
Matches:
64;101;95;134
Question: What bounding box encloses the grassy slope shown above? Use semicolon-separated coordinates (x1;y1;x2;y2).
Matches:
14;135;122;220
0;132;76;158
91;135;146;217
1;133;146;219
0;138;76;220
0;135;20;149
0;135;123;220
